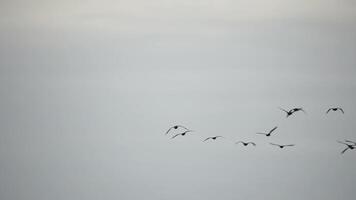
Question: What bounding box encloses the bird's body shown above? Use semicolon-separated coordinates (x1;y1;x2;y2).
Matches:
171;130;193;139
165;125;189;135
256;126;278;137
203;136;223;142
235;141;256;146
270;143;295;149
326;107;344;114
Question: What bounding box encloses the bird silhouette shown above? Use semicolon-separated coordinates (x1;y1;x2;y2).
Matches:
235;141;256;146
338;141;355;154
326;107;344;114
171;130;194;139
270;143;295;149
279;107;306;117
203;136;224;142
256;126;278;137
165;125;189;135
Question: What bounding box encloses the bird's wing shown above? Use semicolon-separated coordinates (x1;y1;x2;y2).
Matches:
269;126;278;134
338;108;344;114
256;132;266;135
345;140;356;145
165;127;174;135
270;143;280;146
177;125;189;130
300;108;307;114
284;144;295;147
182;130;193;134
203;137;211;142
278;107;289;113
326;108;332;114
341;147;349;154
248;142;256;146
171;133;181;139
337;141;349;145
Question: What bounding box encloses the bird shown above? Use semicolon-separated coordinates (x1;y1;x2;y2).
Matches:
270;143;295;149
203;136;224;142
235;141;256;146
165;125;189;135
337;141;355;154
326;107;344;114
171;130;194;139
279;107;306;117
256;126;278;137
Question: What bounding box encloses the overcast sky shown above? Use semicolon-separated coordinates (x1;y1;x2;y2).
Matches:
1;1;356;200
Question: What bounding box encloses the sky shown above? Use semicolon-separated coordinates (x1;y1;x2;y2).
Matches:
1;0;356;200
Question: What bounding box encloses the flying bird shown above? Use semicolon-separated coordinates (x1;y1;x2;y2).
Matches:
171;130;194;139
235;141;256;146
165;125;189;135
203;136;224;142
326;107;344;114
256;126;278;137
270;143;295;149
337;141;355;154
279;107;306;117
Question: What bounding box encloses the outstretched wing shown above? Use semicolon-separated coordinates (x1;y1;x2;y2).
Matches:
270;143;280;147
165;127;174;135
256;132;266;135
248;142;256;146
300;108;307;114
284;144;295;147
269;126;278;134
338;108;344;114
171;133;181;139
278;107;289;113
341;147;349;154
345;140;356;145
203;137;211;142
337;141;349;146
177;125;189;130
326;108;332;114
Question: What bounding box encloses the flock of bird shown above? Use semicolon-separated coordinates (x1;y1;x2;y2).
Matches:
165;107;354;154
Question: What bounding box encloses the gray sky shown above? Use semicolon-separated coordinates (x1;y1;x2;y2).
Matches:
1;0;356;200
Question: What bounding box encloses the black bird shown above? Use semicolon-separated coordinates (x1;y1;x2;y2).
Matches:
326;107;344;114
235;141;256;146
256;126;278;137
165;125;189;135
337;141;355;154
279;107;306;117
203;136;224;142
270;143;295;149
171;130;194;139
